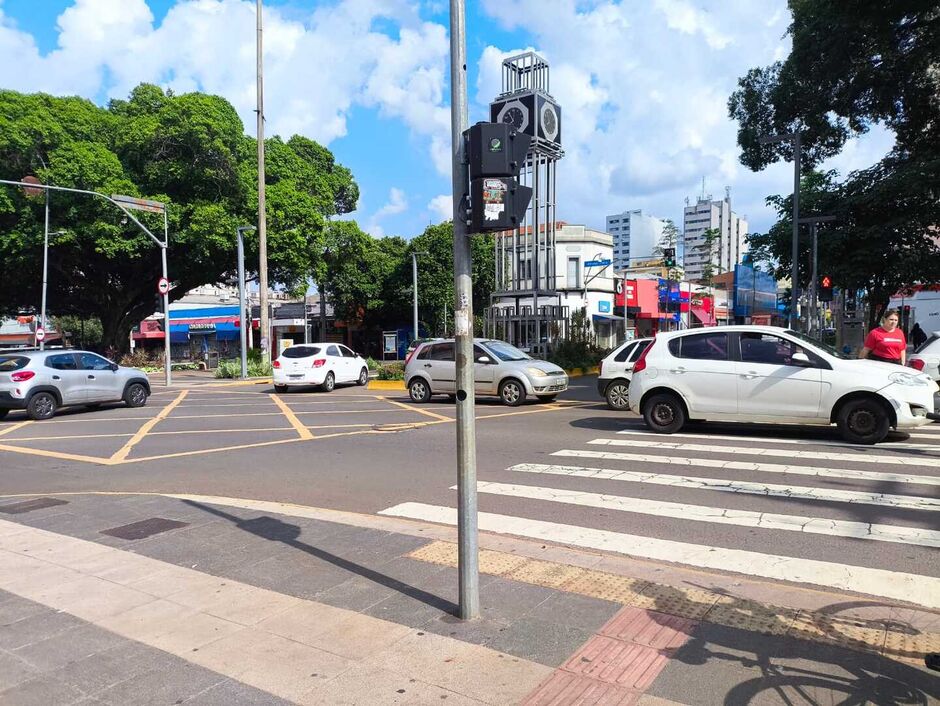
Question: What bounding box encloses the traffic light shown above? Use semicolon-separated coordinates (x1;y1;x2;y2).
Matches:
466;122;533;233
663;248;676;268
819;275;833;302
154;294;162;313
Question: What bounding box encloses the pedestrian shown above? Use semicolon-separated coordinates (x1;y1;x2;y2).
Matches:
910;322;928;348
859;310;906;365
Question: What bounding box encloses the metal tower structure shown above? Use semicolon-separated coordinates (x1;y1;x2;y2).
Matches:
484;52;566;353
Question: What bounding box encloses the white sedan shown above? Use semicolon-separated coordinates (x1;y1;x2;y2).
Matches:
273;343;369;393
628;325;938;444
908;332;940;381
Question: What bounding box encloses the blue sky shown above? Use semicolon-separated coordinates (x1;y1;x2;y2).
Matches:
0;0;895;240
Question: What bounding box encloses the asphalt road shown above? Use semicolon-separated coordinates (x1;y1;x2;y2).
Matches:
0;375;937;606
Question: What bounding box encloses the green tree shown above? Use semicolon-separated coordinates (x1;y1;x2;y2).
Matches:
697;227;722;290
0;84;358;351
652;219;683;282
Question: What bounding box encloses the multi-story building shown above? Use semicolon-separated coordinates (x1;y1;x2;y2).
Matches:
606;210;667;271
682;196;748;282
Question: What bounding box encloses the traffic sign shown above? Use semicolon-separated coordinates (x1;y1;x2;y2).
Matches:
112;194;166;214
585;259;611;267
35;327;45;342
157;277;170;295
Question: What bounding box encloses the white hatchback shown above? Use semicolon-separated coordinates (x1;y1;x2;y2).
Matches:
273;343;369;393
597;338;652;410
628;325;938;444
908;332;940;381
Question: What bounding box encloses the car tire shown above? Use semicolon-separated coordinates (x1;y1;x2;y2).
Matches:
642;392;685;434
499;379;526;407
124;383;148;408
0;409;9;420
409;379;432;403
274;384;288;393
447;394;457;403
27;392;57;421
837;398;890;445
321;372;335;393
605;380;630;410
537;395;557;403
357;367;369;386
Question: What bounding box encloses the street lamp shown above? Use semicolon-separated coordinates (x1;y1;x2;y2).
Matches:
38;229;66;350
758;131;802;330
236;226;256;379
411;251;429;342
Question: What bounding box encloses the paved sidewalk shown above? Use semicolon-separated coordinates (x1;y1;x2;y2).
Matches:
0;492;937;705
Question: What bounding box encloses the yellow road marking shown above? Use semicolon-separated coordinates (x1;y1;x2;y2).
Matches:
270;394;314;440
121;437;300;464
0;428;298;442
4;432;134;442
109;391;188;462
0;443;112;465
0;421;32;437
381;397;452;422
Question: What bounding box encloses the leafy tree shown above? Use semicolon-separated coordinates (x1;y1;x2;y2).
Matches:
651;219;683;282
697;228;722;291
0;84;358;351
53;314;102;350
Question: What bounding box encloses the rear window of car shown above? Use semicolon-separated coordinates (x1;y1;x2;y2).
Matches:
668;332;729;361
0;356;29;372
914;333;940;354
614;343;637;363
429;343;455;361
282;346;321;358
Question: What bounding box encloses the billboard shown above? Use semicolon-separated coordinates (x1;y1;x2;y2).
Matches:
733;265;777;317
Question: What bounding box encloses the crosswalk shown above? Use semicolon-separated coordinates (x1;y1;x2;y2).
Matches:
380;420;940;608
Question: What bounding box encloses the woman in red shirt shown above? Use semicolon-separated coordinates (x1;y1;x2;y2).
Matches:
860;310;906;364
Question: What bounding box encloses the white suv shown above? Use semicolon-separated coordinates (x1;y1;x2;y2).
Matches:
628;325;938;444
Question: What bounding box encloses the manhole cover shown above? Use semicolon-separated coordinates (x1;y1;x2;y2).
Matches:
0;497;68;514
101;517;189;540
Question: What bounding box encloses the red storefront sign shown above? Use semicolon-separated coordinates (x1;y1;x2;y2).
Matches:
615;279;638;308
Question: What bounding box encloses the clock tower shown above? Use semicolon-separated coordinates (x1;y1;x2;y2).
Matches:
484;52;565;354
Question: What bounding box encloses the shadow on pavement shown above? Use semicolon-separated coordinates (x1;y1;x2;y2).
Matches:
181;499;459;616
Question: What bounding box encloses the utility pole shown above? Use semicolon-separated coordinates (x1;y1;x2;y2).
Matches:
236;226;255;379
39;191;50;350
256;0;270;364
412;251;428;342
449;0;479;620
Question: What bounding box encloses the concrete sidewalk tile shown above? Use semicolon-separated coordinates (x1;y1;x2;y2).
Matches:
94;663;224;706
49;580;154;623
0;596;48;627
536;592;622;634
0;676;84;706
485;617;594;667
47;644;156;697
0;520;34;538
124;565;214;596
10;622;125;671
636;696;687;706
96;599;198;642
0;649;38;691
364;629;553;704
521;670;641;706
180;679;294;705
298;663;484;706
65;549;166;585
0;557;84;593
7;534;112;566
145;610;245;654
167;580;300;625
314;574;397;612
562;636;669;691
0;609;84;651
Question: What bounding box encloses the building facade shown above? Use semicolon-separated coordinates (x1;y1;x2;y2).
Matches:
606;210;667;271
682;196;748;282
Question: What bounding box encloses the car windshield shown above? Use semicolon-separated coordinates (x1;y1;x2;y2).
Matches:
783;330;852;359
0;356;29;372
483;340;531;362
281;346;321;359
914;333;940;354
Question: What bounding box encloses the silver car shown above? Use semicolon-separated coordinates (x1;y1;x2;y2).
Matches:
0;349;151;420
405;338;568;406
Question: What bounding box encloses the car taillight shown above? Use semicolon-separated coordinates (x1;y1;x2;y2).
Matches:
632;338;655;374
312;359;326;368
272;360;281;369
909;359;926;371
405;348;416;365
10;370;35;382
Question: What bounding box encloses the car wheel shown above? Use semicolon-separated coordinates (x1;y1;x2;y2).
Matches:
0;409;9;420
274;384;288;393
409;379;432;403
499;379;526;407
27;392;57;421
642;392;685;434
357;367;369;386
124;383;148;408
321;372;335;393
605;380;630;410
837;398;889;445
536;395;557;403
447;394;457;403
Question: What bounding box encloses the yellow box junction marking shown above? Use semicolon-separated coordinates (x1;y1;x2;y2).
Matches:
270;394;314;440
110;390;188;462
0;421;32;437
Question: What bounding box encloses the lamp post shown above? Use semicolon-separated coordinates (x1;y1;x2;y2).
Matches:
758;131;801;330
236;226;255;379
412;251;429;342
38;229;66;350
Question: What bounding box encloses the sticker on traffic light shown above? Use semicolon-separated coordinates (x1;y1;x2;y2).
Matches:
819;275;833;302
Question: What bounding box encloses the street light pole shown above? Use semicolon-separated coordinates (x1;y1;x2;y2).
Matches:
236;226;255;379
39;191;51;350
256;0;270;365
412;251;429;342
797;215;837;339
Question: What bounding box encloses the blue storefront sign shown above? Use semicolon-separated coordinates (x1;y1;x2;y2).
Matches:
598;301;611;313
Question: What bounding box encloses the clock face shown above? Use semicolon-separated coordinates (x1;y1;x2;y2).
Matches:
502;108;525;129
540;103;559;141
496;100;529;133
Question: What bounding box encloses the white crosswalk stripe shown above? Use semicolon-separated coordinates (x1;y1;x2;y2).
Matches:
379;502;940;609
613;428;940;452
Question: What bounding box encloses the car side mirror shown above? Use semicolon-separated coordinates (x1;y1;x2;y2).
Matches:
791;352;811;366
110;363;119;371
475;355;491;364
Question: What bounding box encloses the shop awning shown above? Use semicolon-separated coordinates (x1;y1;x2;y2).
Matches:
592;313;625;321
169;324;189;343
132;330;165;340
215;321;239;341
690;305;716;326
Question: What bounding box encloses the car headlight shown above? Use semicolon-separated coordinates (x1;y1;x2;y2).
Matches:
527;367;549;378
889;372;929;386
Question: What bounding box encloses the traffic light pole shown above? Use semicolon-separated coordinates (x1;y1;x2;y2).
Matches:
449;0;479;621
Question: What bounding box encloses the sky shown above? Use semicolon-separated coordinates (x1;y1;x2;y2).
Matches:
0;0;896;240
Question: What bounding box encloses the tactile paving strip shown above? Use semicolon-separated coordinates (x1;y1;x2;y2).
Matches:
406;540;940;662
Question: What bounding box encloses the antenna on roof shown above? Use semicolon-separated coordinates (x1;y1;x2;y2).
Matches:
701;176;706;200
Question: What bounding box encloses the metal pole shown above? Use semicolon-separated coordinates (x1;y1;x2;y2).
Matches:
449;0;479;621
236;227;250;379
809;223;818;336
412;253;419;342
319;284;327;341
790;132;801;331
162;210;172;387
256;0;270;365
39;190;50;350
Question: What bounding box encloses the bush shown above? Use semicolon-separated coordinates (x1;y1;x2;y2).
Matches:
376;362;405;380
214;358;272;379
120;350;156;368
365;357;381;371
546;339;607;372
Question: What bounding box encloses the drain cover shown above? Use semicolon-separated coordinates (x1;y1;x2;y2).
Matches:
101;517;189;540
0;497;68;514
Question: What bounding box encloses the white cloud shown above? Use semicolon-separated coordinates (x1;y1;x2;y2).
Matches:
366;186;408;236
427;194;452;222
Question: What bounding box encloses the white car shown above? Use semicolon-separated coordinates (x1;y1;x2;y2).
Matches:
273;343;369;393
908;332;940;381
597;338;652;410
628;325;938;444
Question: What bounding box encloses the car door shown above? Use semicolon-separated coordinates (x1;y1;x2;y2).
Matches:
474;344;497;394
735;332;823;419
609;341;638;379
324;345;344;381
666;331;737;415
44;353;88;405
427;342;456;393
78;352;122;402
339;345;360;382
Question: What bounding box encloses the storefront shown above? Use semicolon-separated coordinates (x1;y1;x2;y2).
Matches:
165;307;242;365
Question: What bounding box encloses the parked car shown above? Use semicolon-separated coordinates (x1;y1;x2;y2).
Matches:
404;337;443;364
405;338;567;406
628;325;938;444
908;332;940;381
272;343;369;393
0;349;150;421
597;338;652;410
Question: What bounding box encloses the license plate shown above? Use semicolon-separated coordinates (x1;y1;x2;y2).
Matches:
289;374;303;379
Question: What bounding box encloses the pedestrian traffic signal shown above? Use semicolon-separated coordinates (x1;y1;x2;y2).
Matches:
154;294;162;313
466;122;533;233
819;275;833;302
663;248;676;268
